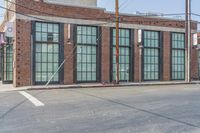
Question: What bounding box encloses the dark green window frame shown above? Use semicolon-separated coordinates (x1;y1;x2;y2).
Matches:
33;22;62;85
171;33;185;80
75;25;100;82
2;38;13;83
111;28;132;81
142;30;161;81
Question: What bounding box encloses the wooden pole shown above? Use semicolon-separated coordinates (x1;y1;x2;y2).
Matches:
115;0;119;84
185;0;191;83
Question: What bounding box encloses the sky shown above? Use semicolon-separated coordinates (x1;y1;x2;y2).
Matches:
0;0;4;20
97;0;200;22
0;0;200;24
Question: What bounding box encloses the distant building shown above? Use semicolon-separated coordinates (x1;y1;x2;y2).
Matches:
0;0;199;87
44;0;97;7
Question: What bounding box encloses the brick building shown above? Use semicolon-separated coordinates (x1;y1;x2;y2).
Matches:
0;0;199;87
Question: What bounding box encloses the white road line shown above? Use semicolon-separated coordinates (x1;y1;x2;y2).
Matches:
19;91;44;107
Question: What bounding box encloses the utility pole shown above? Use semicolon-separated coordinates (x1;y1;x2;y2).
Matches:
185;0;191;83
5;0;8;20
115;0;119;84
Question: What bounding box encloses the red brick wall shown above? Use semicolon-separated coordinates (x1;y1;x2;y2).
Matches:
63;24;74;84
133;29;140;82
15;0;197;30
14;19;31;87
101;27;110;83
191;46;199;80
163;31;171;81
11;23;200;87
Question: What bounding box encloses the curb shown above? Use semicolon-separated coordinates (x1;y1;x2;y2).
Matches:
26;82;200;91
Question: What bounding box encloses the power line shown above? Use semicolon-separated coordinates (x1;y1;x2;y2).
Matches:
2;1;200;25
1;4;195;32
1;2;200;26
149;13;185;17
1;8;198;33
3;0;191;22
0;5;113;26
4;0;110;20
1;1;115;45
119;0;130;9
0;5;116;42
0;5;188;24
1;0;195;25
118;0;185;17
192;13;200;17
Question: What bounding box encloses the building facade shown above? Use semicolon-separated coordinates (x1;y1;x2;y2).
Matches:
0;0;199;87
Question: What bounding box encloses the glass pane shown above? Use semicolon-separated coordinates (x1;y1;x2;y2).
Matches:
48;53;53;62
54;54;59;62
36;43;42;52
77;35;81;44
54;45;59;52
41;73;47;82
112;28;130;81
35;73;41;82
54;24;59;33
92;72;96;80
77;26;82;34
34;22;60;83
92;27;96;36
42;33;47;41
53;34;59;42
77;72;82;81
36;53;41;62
48;44;54;52
48;63;53;71
41;63;47;71
48;24;53;33
36;63;41;71
82;27;87;34
36;23;41;32
42;23;47;32
36;32;41;41
171;33;185;80
76;26;98;82
82;72;87;80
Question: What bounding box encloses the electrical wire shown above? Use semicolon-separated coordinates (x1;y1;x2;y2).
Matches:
192;13;200;17
4;0;110;21
0;5;188;24
119;0;131;9
2;2;200;27
3;0;200;25
3;0;190;22
0;5;114;26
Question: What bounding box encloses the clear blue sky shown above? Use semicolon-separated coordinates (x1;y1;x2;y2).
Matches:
0;0;200;23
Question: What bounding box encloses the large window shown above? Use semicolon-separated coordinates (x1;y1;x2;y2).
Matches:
76;26;99;82
171;33;185;80
143;31;161;81
34;22;61;84
3;41;13;82
112;28;131;81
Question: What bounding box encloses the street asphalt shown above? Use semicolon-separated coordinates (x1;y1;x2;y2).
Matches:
1;84;200;133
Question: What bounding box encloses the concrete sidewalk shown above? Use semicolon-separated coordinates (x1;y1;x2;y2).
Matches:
1;84;200;133
0;81;27;92
26;81;200;90
0;81;200;92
